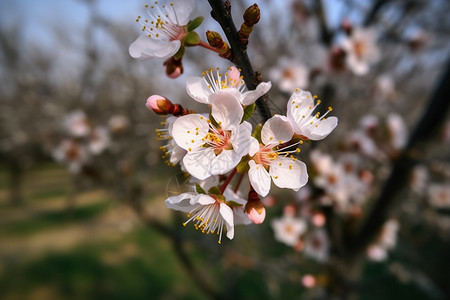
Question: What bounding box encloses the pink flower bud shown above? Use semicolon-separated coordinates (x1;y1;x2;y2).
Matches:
146;95;173;115
247;206;266;224
164;56;183;79
167;66;183;79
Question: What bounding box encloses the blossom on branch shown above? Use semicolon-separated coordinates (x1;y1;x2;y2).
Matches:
171;92;252;180
286;89;338;140
165;181;249;244
129;0;196;60
248;115;308;197
186;66;271;106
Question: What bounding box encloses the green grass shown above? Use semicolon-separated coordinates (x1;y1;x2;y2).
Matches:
0;228;207;300
0;200;111;236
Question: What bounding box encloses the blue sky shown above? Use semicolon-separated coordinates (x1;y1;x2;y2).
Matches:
0;0;346;45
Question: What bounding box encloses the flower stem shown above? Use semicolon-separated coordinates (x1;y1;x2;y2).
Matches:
233;173;245;194
198;40;220;53
219;168;237;194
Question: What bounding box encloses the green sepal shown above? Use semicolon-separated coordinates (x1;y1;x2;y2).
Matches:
184;31;200;46
241;103;256;122
236;155;250;174
252;123;263;143
208;112;220;128
187;16;204;32
227;200;243;207
195;183;206;194
173;46;185;60
208;186;222;196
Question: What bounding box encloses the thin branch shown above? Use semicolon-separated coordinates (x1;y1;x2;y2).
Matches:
364;0;391;26
126;181;223;299
207;0;271;122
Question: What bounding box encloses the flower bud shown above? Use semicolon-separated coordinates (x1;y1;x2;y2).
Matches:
340;19;353;36
247;206;266;224
206;30;231;59
329;46;346;71
243;4;260;26
245;189;266;224
146;95;174;115
164;56;183;78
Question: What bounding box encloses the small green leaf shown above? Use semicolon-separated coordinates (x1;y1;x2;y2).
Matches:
173;45;185;60
187;16;204;32
252;124;263;143
184;31;200;46
195;183;206;194
208;186;222;196
227;200;243;207
236;155;250;174
242;103;256;122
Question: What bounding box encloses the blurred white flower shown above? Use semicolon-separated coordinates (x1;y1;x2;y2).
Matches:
64;110;90;137
387;113;407;150
186;66;271;106
53;139;89;174
88;127;111;155
304;229;330;262
409;165;428;194
428;184;450;209
272;215;307;247
375;75;396;101
108;115;130;133
341;27;380;76
367;219;399;262
129;0;195;60
269;57;309;92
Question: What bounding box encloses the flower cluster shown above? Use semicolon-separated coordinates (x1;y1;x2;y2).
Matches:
52;110;128;174
146;66;338;243
131;0;339;244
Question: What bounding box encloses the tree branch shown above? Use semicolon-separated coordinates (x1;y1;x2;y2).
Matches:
207;0;271;122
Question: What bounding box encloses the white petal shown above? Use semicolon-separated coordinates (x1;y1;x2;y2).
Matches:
261;115;294;146
210;149;241;175
248;137;260;157
210;91;243;130
183;149;216;180
303;116;338;140
230;121;252;156
185;76;211;104
169;142;187;164
270;157;308;191
248;160;271;197
167;0;195;25
241;81;272;106
129;35;180;60
219;203;235;240
165;192;196;212
286;89;314;132
172;114;209;151
195;194;216;205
